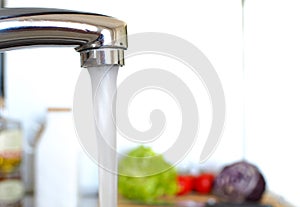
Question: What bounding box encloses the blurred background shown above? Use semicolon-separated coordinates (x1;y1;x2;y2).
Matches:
1;0;299;206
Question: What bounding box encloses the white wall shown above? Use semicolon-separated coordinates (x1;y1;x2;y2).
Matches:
244;0;300;205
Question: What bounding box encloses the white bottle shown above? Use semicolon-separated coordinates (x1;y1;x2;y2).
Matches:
35;109;79;207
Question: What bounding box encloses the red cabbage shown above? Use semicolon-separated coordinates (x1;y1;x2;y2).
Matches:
213;161;266;203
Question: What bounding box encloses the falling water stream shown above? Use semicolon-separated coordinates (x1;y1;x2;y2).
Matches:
88;65;119;207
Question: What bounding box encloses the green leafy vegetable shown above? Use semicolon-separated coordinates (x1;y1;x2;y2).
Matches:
118;146;178;203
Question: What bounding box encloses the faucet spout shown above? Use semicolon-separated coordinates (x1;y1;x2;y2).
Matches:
0;8;127;66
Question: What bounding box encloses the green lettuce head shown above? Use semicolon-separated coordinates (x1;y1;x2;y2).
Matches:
118;146;178;203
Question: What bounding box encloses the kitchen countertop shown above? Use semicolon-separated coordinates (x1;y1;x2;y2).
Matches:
22;193;292;207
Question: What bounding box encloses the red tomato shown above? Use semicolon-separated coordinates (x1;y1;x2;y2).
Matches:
177;175;194;196
194;173;215;194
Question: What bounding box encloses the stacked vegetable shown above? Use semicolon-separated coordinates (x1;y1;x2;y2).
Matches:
213;161;266;202
118;146;178;203
118;146;266;203
177;161;266;203
177;172;215;196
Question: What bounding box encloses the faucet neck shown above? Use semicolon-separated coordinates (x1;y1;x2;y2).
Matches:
0;8;127;66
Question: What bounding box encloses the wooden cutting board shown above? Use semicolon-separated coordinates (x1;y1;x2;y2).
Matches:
22;193;292;207
118;193;292;207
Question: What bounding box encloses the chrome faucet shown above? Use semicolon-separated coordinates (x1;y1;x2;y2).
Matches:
0;8;127;67
0;8;127;204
